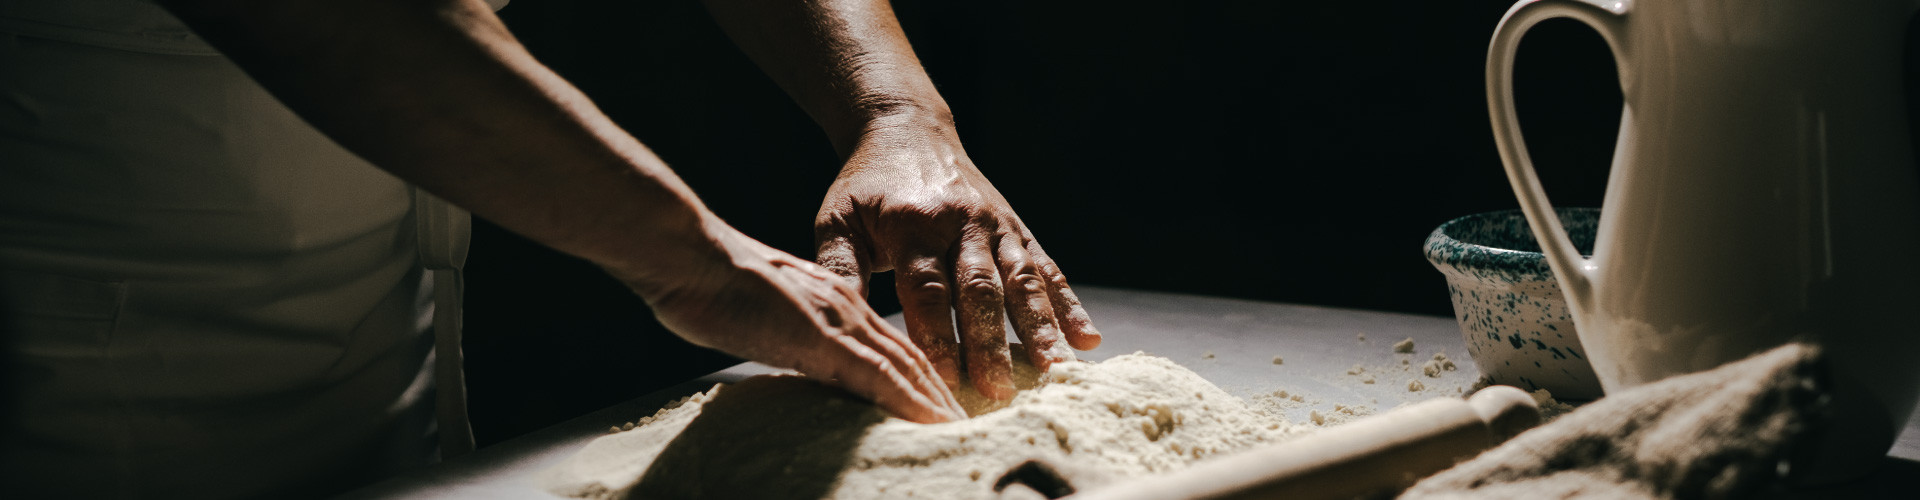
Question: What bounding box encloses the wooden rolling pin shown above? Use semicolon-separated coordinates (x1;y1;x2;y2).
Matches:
1064;385;1542;500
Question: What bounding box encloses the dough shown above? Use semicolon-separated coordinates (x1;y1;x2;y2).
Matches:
539;353;1309;500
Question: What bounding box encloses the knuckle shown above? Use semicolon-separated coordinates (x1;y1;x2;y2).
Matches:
814;206;858;233
1003;256;1037;275
958;275;1003;302
869;355;896;377
970;210;1000;229
882;200;958;224
1008;273;1047;293
795;261;831;277
839;336;885;363
898;266;945;286
813;214;844;231
903;281;951;307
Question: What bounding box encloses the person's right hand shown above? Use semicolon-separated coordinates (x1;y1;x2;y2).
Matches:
616;220;967;423
811;118;1101;401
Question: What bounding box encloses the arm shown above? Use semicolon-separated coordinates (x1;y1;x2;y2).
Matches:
158;0;964;422
704;0;1101;400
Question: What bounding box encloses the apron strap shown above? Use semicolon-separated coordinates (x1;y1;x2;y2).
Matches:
412;187;475;458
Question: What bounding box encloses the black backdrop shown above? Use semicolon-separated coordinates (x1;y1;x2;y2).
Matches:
460;0;1689;447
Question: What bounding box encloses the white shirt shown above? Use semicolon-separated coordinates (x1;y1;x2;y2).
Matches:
0;1;497;497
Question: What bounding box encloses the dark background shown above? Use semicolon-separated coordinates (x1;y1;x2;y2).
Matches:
461;0;1636;447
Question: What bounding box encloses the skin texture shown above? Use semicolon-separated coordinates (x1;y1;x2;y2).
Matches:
155;0;969;422
705;0;1103;400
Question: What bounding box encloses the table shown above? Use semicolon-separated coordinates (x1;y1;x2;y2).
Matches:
341;286;1920;499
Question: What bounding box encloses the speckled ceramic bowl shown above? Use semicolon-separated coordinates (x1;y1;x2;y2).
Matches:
1424;208;1603;400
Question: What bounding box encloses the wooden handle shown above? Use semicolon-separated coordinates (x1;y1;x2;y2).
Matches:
1067;386;1541;500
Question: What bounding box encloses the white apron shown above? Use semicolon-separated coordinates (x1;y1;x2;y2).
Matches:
0;1;494;497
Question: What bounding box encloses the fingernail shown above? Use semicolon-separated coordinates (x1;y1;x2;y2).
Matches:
1072;327;1103;350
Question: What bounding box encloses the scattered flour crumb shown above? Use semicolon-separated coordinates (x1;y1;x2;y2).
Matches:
1357;332;1368;342
1393;338;1416;353
1407;379;1425;392
1202;351;1215;359
1313;348;1472;401
1251;389;1307;408
1319;404;1374;426
1420;352;1459;378
1346;364;1378;384
1294;404;1376;427
1529;388;1578;421
1271;356;1284;365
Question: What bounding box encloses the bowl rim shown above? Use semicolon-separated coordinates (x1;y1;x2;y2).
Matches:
1424;207;1597;283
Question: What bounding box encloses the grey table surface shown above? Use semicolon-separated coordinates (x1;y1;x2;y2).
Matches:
342;285;1920;499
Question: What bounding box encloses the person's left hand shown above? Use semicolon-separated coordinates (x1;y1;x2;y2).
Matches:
812;115;1102;401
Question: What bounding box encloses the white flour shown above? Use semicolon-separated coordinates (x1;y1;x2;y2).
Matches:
539;341;1550;500
539;353;1311;500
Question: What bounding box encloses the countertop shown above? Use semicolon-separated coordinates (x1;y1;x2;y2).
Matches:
341;285;1920;499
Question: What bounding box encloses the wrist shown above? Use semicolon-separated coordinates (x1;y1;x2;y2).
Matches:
832;100;956;157
601;211;736;303
842;106;964;159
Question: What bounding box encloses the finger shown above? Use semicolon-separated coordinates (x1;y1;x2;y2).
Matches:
798;328;960;423
954;226;1015;400
894;253;963;392
815;231;872;298
861;305;968;418
1022;231;1102;350
808;262;966;418
996;233;1073;373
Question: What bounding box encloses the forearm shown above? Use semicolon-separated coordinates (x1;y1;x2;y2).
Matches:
160;0;714;291
703;0;953;156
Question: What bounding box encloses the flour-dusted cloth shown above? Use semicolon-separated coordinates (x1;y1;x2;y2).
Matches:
1400;343;1828;500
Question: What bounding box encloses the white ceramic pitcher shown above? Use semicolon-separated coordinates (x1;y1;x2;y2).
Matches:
1487;0;1920;479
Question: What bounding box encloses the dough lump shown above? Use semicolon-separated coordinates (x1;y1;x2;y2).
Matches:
540;353;1308;500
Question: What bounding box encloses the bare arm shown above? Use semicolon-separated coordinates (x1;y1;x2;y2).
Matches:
161;0;701;286
700;0;944;154
706;0;1102;400
158;0;964;422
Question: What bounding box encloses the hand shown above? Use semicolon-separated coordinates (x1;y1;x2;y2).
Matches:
622;220;966;423
812;116;1102;401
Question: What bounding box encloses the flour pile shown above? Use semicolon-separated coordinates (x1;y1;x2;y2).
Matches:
539;353;1311;500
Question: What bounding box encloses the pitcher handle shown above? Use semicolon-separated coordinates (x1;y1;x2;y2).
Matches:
1486;0;1629;309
